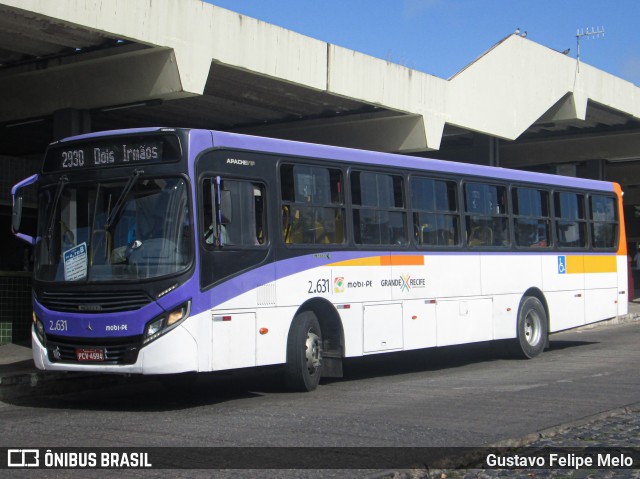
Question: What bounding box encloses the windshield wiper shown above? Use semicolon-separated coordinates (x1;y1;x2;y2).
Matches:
45;175;68;262
104;168;143;230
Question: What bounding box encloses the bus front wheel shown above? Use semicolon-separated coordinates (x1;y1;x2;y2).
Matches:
510;296;548;359
284;311;323;392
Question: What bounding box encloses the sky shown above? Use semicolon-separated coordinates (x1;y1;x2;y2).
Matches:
205;0;640;86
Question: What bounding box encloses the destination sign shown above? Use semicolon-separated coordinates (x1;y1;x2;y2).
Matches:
43;135;181;173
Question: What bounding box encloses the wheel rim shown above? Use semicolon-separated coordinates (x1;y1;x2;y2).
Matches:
305;330;321;375
523;309;542;346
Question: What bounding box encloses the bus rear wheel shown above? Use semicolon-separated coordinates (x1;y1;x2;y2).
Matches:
285;311;323;392
510;296;548;359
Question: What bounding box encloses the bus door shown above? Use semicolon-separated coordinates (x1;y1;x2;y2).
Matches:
197;152;275;369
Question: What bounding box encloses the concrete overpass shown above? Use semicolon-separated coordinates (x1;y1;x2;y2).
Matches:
1;0;640;343
1;1;639;164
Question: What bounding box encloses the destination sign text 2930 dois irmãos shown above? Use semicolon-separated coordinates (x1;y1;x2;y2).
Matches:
47;141;165;171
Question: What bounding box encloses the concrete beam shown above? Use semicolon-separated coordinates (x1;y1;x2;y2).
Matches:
0;0;329;96
327;44;447;150
240;113;438;153
447;35;640;140
537;91;588;124
1;1;639;153
500;130;640;167
0;48;184;122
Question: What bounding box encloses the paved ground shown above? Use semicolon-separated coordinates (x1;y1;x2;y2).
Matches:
384;404;640;479
374;303;640;478
1;304;639;478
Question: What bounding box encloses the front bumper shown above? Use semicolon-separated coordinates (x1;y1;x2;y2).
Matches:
32;325;198;375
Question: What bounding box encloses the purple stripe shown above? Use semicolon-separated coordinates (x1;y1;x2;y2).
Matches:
202;251;376;311
198;249;621;313
56;128;613;192
58;127;164;143
11;173;39;194
211;131;614;192
35;299;165;337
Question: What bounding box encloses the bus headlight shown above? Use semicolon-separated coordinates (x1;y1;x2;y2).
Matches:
143;300;191;345
33;312;45;344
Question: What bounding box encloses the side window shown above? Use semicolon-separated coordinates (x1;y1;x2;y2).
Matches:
554;191;587;248
411;177;459;247
590;194;617;249
351;171;407;246
512;187;550;248
202;178;266;247
280;164;345;245
464;182;509;247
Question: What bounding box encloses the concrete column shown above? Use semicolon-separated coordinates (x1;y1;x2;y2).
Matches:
489;136;500;167
469;134;500;166
577;159;605;180
556;163;577;177
52;108;91;141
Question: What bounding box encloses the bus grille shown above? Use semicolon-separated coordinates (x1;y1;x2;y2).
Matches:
46;335;142;365
38;290;152;313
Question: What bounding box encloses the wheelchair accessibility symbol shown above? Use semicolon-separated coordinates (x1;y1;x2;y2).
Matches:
557;256;567;274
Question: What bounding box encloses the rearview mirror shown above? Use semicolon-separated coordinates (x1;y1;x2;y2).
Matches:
12;195;23;234
11;174;38;245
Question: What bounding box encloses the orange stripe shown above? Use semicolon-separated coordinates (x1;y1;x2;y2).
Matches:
329;256;382;267
565;255;617;274
382;255;425;266
329;255;424;267
614;183;627;256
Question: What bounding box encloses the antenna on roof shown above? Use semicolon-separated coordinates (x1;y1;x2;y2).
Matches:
576;26;605;72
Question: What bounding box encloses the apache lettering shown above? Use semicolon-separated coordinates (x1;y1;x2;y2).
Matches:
226;158;256;166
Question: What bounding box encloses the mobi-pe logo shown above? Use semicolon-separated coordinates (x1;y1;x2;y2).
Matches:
8;449;39;467
334;277;345;293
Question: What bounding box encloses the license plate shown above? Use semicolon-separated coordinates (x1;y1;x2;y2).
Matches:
76;348;105;362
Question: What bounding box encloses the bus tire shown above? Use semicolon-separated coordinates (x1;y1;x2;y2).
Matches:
510;296;548;359
284;311;323;392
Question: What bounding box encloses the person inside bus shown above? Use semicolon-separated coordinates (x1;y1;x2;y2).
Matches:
285;205;326;244
468;219;493;246
283;181;329;244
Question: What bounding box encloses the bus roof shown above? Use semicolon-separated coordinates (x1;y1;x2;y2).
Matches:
209;130;614;192
58;127;615;192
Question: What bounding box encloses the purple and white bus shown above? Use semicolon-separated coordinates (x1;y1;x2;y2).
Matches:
12;127;627;391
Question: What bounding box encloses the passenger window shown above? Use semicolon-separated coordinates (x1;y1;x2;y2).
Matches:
202;178;266;247
464;182;509;247
512;187;550;248
351;171;407;246
280;165;345;245
554;191;587;248
411;177;459;247
590;195;617;249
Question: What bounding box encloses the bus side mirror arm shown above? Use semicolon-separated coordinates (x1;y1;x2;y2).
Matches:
11;174;39;245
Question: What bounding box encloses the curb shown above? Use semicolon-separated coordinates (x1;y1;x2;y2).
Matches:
488;401;640;449
574;311;640;332
366;403;640;478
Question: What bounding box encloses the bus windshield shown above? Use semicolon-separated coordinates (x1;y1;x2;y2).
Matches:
34;176;192;282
